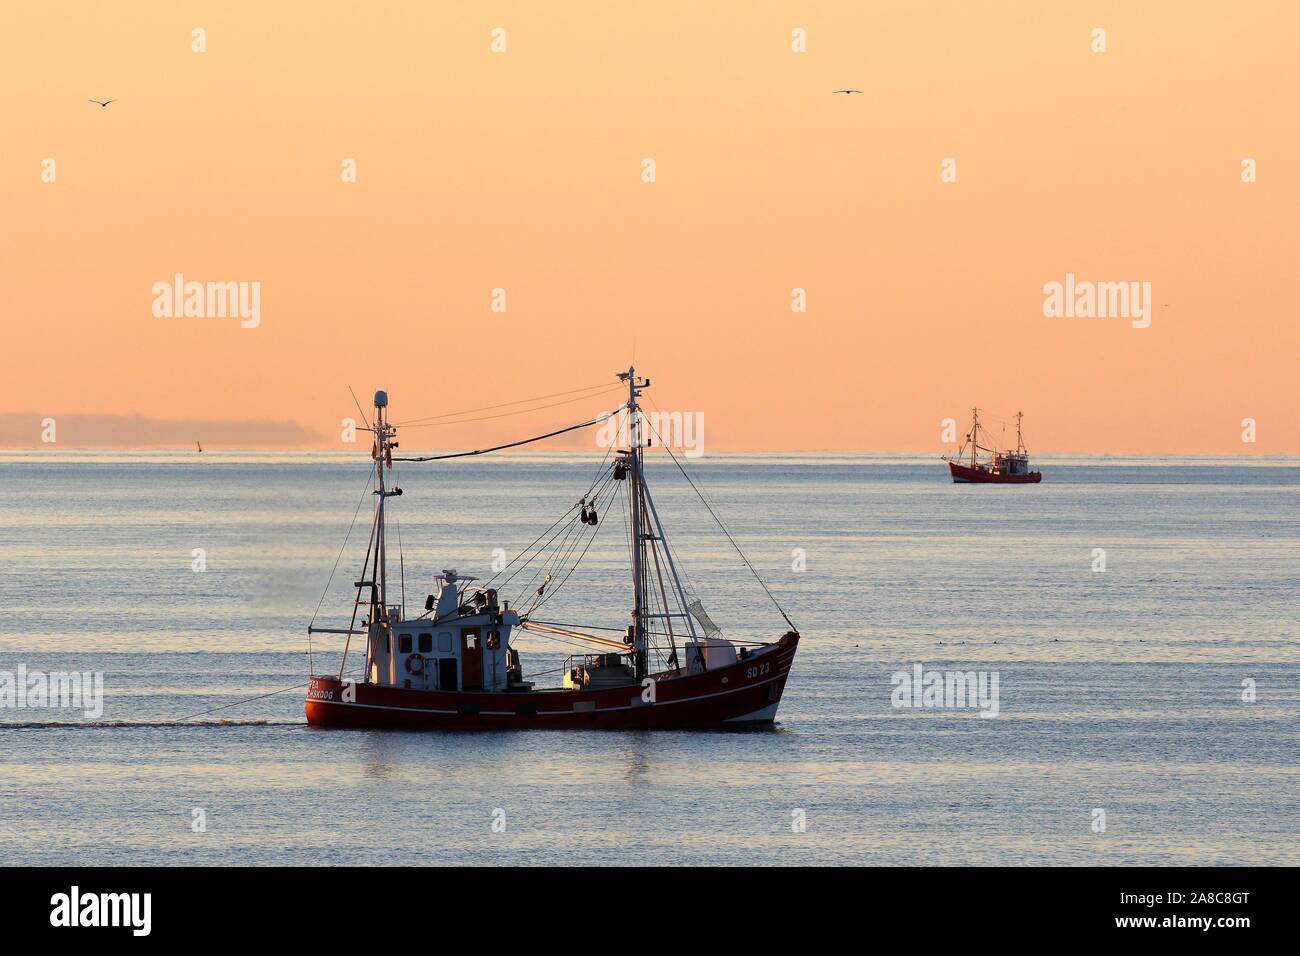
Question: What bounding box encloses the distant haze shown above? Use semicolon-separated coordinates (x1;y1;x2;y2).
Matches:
0;413;319;449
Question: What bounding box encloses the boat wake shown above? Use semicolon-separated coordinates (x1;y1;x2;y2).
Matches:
0;719;302;729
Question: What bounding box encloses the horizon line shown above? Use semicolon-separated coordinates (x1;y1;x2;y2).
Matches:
2;446;1298;460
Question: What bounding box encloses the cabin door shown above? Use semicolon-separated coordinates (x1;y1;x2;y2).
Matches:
461;629;483;691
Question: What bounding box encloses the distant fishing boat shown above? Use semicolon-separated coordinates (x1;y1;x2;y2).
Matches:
304;368;800;729
943;409;1042;484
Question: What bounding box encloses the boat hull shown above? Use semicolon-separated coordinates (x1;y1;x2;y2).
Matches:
305;632;799;730
948;461;1042;484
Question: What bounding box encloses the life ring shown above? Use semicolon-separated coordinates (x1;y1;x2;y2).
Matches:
405;653;425;676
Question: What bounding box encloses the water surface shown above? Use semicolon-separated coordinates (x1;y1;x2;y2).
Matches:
1;453;1296;864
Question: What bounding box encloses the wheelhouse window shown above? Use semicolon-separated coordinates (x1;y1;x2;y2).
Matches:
398;633;413;654
418;632;432;653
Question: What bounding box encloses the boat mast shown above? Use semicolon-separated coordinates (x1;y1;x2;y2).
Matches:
622;367;649;680
1015;411;1025;455
372;390;399;684
969;408;979;468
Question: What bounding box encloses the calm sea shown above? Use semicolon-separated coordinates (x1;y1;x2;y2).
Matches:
1;452;1297;865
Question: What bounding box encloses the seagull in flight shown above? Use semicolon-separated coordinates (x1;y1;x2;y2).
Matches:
89;98;116;107
832;89;863;95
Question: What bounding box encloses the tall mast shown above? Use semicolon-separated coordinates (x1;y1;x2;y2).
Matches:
970;408;979;467
375;395;386;612
372;390;399;683
621;367;649;680
1016;411;1024;454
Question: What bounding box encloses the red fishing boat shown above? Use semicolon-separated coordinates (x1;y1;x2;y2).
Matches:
944;409;1042;484
305;369;800;729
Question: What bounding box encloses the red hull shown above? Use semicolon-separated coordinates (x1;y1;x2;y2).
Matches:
305;633;799;730
948;461;1041;484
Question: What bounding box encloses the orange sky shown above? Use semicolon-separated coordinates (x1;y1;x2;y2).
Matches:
1;2;1296;453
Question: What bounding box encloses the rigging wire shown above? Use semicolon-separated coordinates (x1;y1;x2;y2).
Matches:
517;628;618;655
177;683;309;722
392;413;612;462
390;402;620;600
537;469;616;585
639;399;714;612
495;468;613;610
508;484;604;608
581;442;616;499
516;511;587;612
517;444;621;601
307;467;378;671
394;381;619;426
482;453;611;601
538;465;619;602
394;505;406;616
525;619;627;633
520;618;763;647
518;664;570;681
528;482;612;615
642;414;799;634
487;503;583;593
395;387;623;430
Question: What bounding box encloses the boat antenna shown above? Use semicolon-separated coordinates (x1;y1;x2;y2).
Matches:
348;385;373;432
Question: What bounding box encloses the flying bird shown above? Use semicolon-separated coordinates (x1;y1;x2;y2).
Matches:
89;98;116;107
832;89;863;95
